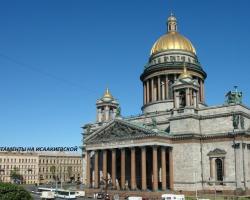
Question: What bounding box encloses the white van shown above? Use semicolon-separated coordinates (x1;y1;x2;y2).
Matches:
40;191;55;199
54;189;76;199
161;194;185;200
75;190;85;197
125;197;142;200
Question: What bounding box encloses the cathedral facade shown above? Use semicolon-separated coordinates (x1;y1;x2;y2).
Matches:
82;15;250;196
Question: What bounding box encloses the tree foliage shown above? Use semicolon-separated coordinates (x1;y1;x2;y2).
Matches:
10;167;23;183
0;182;32;200
50;165;56;180
67;166;73;180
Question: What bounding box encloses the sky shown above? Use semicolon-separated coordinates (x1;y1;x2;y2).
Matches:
0;0;250;148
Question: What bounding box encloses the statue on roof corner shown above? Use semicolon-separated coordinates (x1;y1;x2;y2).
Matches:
225;86;243;105
116;106;121;117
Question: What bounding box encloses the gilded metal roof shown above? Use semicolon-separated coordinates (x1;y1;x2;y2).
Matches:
151;32;196;55
150;14;196;55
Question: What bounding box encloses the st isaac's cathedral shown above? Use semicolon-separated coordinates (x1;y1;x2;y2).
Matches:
82;14;250;196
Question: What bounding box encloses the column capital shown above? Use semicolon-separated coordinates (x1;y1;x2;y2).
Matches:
140;146;146;150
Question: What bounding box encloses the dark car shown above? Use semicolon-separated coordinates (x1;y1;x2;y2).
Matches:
96;193;110;200
104;194;110;200
96;193;105;199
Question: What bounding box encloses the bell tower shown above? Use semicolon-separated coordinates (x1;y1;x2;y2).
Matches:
96;88;120;123
172;64;200;110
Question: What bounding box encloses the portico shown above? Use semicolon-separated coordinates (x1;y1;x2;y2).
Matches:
84;119;174;192
86;145;173;191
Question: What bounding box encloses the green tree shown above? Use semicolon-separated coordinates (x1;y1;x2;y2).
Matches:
10;167;23;183
67;166;73;181
50;165;56;181
0;182;32;200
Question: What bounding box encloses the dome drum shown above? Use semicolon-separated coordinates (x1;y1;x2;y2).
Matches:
148;50;200;68
141;64;207;81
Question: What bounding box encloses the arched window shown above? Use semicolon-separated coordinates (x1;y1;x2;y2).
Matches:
179;90;186;108
215;158;223;182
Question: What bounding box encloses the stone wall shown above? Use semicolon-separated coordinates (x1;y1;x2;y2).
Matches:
173;142;202;191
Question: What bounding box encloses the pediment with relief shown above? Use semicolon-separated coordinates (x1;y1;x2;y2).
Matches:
85;119;157;144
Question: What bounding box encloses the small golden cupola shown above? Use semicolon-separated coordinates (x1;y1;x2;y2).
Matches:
151;14;196;55
172;64;200;109
179;64;192;80
103;88;113;100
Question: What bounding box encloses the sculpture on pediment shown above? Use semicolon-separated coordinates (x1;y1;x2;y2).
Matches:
151;117;157;129
87;120;152;143
240;115;245;129
116;106;121;117
232;114;239;129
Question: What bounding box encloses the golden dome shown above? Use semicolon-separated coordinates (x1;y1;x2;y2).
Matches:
151;32;196;55
150;15;196;55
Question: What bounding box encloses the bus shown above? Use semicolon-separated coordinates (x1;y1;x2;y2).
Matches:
37;187;55;194
54;189;76;199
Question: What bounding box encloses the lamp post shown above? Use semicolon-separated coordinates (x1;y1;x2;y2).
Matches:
101;176;111;196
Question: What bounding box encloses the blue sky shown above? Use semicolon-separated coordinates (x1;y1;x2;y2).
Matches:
0;0;250;148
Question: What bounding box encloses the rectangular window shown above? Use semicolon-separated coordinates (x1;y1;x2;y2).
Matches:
170;56;175;62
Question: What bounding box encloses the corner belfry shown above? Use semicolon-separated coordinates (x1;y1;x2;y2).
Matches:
96;88;119;123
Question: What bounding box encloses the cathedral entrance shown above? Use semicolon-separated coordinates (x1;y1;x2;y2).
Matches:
86;145;173;191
